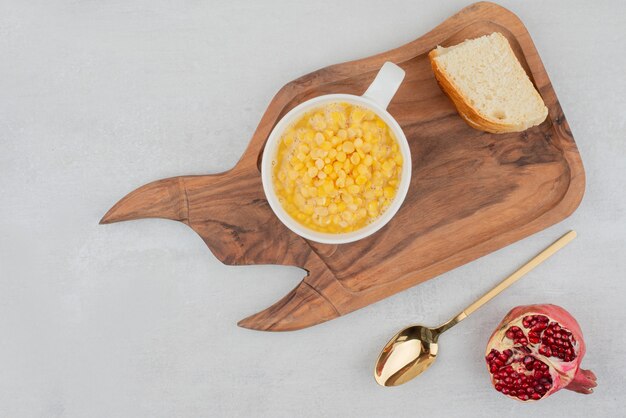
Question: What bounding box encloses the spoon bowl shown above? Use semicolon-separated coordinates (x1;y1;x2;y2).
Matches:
374;325;440;386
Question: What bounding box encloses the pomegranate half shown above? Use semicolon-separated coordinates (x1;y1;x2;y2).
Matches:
485;304;596;401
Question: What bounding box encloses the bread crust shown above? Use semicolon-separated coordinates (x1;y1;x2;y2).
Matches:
428;48;545;134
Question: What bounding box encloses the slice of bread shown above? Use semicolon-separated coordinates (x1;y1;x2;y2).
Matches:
429;32;548;133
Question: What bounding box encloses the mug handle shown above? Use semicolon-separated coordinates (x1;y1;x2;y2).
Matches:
362;62;405;109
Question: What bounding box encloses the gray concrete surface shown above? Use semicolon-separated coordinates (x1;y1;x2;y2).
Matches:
1;1;625;417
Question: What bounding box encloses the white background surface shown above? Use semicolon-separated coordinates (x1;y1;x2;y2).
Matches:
1;1;625;417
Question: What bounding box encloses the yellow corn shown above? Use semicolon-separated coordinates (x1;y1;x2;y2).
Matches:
273;102;402;233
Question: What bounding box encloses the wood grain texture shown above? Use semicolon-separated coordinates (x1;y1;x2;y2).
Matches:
100;2;585;331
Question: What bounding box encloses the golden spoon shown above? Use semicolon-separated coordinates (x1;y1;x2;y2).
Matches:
374;230;577;387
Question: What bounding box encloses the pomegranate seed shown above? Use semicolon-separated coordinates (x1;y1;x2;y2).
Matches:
523;356;534;370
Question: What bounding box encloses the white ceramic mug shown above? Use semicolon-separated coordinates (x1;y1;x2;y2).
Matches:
261;62;411;244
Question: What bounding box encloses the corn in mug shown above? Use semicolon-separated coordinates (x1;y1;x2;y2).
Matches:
272;102;403;233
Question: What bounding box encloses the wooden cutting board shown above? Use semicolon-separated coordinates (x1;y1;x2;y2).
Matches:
100;2;585;331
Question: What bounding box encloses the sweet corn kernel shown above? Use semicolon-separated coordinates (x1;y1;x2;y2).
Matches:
363;154;373;166
350;107;365;124
273;102;402;233
283;133;295;146
384;186;396;199
343;141;355;153
367;200;379;216
310;113;326;131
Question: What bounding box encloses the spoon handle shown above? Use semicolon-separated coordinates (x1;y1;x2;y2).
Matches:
436;230;576;334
